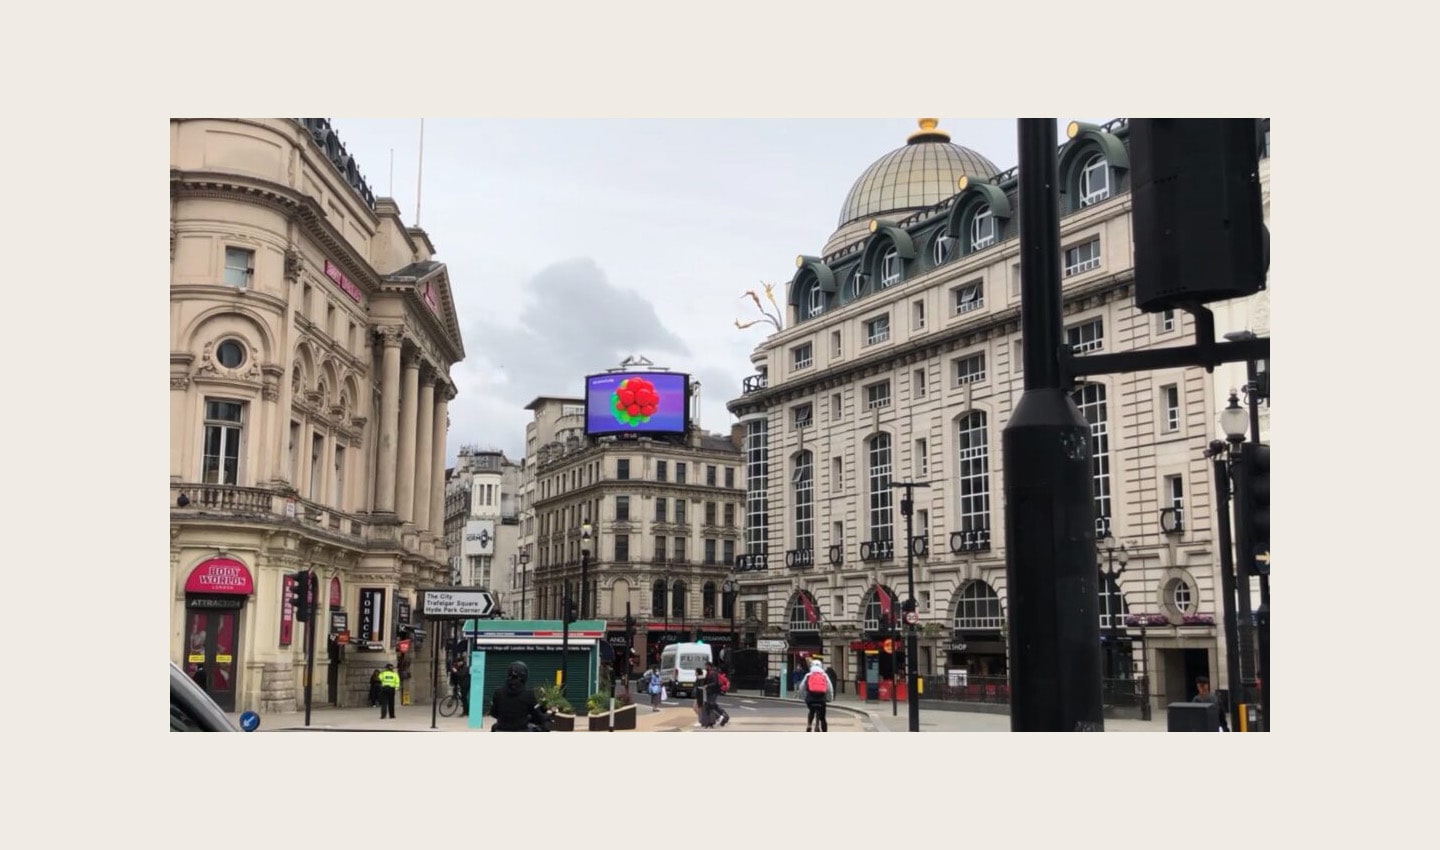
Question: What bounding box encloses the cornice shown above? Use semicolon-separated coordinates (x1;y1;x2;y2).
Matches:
169;284;290;317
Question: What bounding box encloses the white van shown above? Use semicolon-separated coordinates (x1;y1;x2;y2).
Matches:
659;643;713;698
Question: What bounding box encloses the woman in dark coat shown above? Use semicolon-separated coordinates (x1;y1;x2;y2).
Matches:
489;661;552;731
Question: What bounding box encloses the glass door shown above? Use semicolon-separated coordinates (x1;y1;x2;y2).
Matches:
184;608;240;712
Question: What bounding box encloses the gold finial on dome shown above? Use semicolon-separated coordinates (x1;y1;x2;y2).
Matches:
907;117;951;144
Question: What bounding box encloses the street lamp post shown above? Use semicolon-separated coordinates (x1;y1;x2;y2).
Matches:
722;577;737;674
518;551;529;620
1134;611;1151;721
892;479;930;733
1097;533;1129;692
1209;390;1252;731
580;518;593;620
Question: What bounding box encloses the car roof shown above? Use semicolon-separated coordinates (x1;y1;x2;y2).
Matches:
170;662;240;732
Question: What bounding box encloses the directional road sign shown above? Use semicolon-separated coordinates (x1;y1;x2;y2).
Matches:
757;639;788;652
418;587;495;619
1254;548;1270;576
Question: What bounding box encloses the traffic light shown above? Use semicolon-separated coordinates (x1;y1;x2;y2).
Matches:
1236;442;1271;574
1130;118;1268;312
624;614;636;643
293;570;313;623
564;597;578;624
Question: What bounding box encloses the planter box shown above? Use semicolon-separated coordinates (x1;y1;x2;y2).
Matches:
550;712;577;732
587;704;637;731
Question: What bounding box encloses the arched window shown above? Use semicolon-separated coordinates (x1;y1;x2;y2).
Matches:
788;591;820;632
1080;154;1110;207
868;433;894;543
671;580;687;620
933;230;954;265
970;204;996;250
957;412;990;533
879;247;901;288
1071;383;1111;535
954;581;1003;630
702;581;717;618
807;284;823;318
793;450;813;552
652;580;666;617
848;267;865;301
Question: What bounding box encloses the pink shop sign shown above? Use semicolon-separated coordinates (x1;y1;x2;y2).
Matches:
185;557;255;596
324;260;363;303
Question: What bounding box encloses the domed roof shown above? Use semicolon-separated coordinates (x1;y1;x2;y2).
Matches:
825;119;1000;255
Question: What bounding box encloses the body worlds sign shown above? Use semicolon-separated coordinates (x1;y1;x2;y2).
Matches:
419;588;495;619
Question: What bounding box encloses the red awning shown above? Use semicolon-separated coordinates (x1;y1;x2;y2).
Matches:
185;557;255;596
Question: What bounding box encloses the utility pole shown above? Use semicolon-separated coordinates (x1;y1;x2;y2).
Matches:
894;480;930;732
1004;118;1104;732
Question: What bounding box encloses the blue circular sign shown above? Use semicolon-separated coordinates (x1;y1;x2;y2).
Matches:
239;710;261;732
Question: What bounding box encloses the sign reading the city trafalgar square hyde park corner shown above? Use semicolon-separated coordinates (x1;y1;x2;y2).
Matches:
419;588;495;619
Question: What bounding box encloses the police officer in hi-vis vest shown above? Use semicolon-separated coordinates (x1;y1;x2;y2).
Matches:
378;663;401;719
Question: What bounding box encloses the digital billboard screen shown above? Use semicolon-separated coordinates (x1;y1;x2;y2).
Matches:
584;371;689;436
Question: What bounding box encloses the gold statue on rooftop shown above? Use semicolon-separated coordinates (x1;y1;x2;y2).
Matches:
735;281;784;332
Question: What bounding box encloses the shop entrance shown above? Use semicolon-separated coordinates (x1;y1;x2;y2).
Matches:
183;604;241;712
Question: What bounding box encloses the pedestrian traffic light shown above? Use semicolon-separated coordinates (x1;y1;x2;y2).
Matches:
624;614;636;642
293;570;313;623
1236;442;1270;572
1129;118;1268;313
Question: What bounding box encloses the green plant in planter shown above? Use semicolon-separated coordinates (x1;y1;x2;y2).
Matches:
536;685;575;716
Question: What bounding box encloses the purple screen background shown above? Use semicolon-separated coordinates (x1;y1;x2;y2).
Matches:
584;372;688;435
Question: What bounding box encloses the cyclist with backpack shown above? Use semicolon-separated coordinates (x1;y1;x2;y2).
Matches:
802;658;834;732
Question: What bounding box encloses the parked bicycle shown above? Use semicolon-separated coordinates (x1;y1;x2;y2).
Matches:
438;684;465;717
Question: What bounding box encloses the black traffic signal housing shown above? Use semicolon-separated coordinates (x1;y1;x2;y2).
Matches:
1235;442;1271;574
564;597;579;624
292;570;314;623
900;597;917;614
624;614;636;643
1130;118;1268;312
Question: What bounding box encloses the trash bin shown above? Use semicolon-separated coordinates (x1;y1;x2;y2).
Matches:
1167;701;1220;732
763;676;780;697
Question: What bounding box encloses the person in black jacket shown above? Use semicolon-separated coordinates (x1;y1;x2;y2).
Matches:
489;661;552;731
703;661;730;727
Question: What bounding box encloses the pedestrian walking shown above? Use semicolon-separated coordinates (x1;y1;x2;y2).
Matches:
693;666;710;727
377;663;400;719
645;666;663;712
1193;675;1229;731
490;661;552;732
802;658;834;731
454;657;472;716
704;661;730;727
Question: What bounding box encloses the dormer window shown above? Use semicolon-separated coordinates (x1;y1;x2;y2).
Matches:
848;267;865;301
1080;155;1110;207
932;232;954;265
807;285;823;318
880;248;901;288
970;206;995;250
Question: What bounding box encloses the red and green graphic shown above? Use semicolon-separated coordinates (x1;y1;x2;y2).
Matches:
611;376;661;427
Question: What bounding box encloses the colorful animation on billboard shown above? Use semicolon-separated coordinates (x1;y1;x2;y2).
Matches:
584;371;688;436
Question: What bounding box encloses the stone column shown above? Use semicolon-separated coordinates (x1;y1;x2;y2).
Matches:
397;348;420;524
414;369;436;532
375;327;404;513
430;384;451;540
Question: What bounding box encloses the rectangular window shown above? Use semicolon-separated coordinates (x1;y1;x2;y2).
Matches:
1167;475;1185;528
1160;309;1176;333
616;458;630;480
616;495;630;521
615;534;630;563
916;438;928;477
223;247;254;287
1063;238;1101;277
655;497;667;522
723;539;735;566
865;380;891;410
705;501;717;526
913;368;927;399
832;458;843;490
868;434;894;544
333;444;346;508
917;509;929;536
705;538;717;565
865;314;891;345
707;465;717;486
952;280;984;315
911;299;926;331
725;467;734;488
1067;318;1105;353
792;342;814;370
656;460;667;482
953;352;986;386
309;431;324;500
202;400;245;485
676;462;687;484
675;498;687;525
1008;263;1021;300
674;536;686;562
654;535;666;562
1013;339;1024;373
833;595;844;618
831;330;842;358
920;590;931;612
793;403;813;429
724;503;736;526
793;451;813;552
1163;384;1180;432
744;419;768;555
326;302;336;339
831;393;843;420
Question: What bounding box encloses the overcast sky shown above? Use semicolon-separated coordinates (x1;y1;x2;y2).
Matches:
327;118;1109;463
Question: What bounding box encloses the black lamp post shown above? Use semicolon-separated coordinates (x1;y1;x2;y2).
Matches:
1097;533;1129;689
893;480;930;733
518;551;529;620
722;577;737;674
580;518;592;620
1208;389;1252;731
1134;609;1151;721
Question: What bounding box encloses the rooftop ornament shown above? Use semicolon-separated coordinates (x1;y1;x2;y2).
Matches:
734;281;784;332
